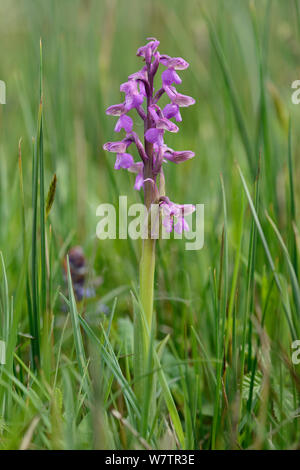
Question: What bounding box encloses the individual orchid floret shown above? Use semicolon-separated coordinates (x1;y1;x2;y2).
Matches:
164;85;196;107
163;103;182;122
160;198;195;233
148;105;179;133
145;128;164;145
114;115;133;133
114;153;134;170
161;68;182;86
159;55;189;70
163;148;195;164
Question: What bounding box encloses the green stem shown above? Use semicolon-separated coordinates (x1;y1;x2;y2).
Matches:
140;235;156;337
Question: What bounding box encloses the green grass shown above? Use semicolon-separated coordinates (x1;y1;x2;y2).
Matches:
0;0;299;450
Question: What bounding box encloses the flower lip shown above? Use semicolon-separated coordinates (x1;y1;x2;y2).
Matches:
159;199;195;233
114;115;133;133
163;103;182;122
161;68;182;86
114;153;134;170
145;128;164;144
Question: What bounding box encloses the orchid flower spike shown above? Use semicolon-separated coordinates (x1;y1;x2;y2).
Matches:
103;37;196;233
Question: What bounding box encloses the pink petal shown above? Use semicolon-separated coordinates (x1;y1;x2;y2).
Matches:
114;153;134;170
145;128;164;144
106;103;126;116
161;68;182;85
114;115;133;133
103;141;128;153
160;55;189;70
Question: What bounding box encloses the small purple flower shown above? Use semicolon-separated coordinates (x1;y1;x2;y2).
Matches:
163;149;195;164
145;128;164;145
103;38;196;233
114;153;134;170
161;68;182;86
160;199;195;233
120;80;145;111
163;103;182;122
137;38;160;63
114;115;133;133
164;85;196;107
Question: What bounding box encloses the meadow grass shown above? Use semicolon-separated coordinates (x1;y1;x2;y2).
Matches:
0;0;300;449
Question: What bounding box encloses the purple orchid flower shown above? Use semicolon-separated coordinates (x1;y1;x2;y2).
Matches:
102;37;196;233
114;153;134;170
160;199;196;233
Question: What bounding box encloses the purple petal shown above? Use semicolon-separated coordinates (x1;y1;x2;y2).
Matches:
173;93;195;107
164;150;195;163
156;118;179;133
114;153;134;170
114;115;133;133
139;81;147;96
164;85;177;101
128;67;147;80
160;55;189;70
145;128;164;144
161;68;182;86
103;141;128;153
106;103;126;116
164;86;195;107
134;173;144;191
128;162;143;174
125;93;144;110
148;105;159;123
163;104;182;122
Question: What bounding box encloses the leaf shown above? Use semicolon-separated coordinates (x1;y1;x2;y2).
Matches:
46;173;57;219
242;370;262;401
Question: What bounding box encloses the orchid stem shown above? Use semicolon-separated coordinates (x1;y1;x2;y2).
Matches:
140;235;156;342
